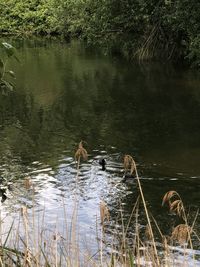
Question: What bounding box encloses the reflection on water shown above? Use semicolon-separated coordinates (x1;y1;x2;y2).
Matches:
0;38;200;259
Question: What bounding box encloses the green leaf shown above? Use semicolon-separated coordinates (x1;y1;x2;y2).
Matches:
6;70;15;78
1;42;15;57
1;42;13;49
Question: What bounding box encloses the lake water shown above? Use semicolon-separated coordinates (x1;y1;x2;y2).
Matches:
0;38;200;264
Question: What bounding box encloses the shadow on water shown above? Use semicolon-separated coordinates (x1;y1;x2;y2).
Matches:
0;38;200;257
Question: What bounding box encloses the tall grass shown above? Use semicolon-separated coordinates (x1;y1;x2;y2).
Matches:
0;146;199;266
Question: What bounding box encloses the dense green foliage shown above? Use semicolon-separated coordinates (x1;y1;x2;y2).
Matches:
56;0;200;66
0;0;58;35
0;0;200;67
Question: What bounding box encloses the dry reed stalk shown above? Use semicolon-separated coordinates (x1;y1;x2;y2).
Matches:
99;200;110;266
162;191;183;216
121;208;144;266
62;198;69;257
28;182;39;267
78;234;99;267
24;177;32;190
70;201;79;267
150;213;172;266
21;206;30;266
53;219;59;267
118;203;127;265
162;190;197;265
162;191;192;241
123;155;135;175
100;223;103;266
145;224;152;241
171;224;191;244
75;141;88;164
22;215;36;266
169;200;184;217
14;212;21;261
193;230;200;242
0;199;102;267
39;205;46;265
124;196;140;238
95;214;102;264
190;209;199;234
75;141;88;180
135;204;141;267
100;201;110;226
104;208;123;266
162;236;171;267
124;155;159;266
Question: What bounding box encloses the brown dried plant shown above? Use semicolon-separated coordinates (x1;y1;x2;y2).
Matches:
171;224;192;244
123;154;160;265
24;177;32;190
75;141;88;162
169;200;184;217
100;200;110;225
123;155;136;175
162;191;184;218
162;235;170;252
145;224;152;240
162;191;181;206
21;205;28;217
162;190;195;253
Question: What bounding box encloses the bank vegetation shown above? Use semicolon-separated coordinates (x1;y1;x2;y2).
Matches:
0;0;200;67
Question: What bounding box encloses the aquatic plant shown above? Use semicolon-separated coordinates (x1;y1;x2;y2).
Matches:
74;141;88;163
74;141;88;177
0;42;17;94
123;155;136;176
100;200;109;225
162;189;197;260
0;150;199;266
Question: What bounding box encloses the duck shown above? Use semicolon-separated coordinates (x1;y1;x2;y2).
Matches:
99;158;106;171
1;191;7;203
0;187;7;203
0;181;12;203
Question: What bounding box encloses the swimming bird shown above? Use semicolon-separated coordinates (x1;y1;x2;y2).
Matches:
0;181;12;203
99;158;106;171
0;187;7;203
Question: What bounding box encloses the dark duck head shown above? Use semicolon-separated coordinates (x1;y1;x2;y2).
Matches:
99;158;106;171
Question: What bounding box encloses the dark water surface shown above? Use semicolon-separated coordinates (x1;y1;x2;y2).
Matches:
0;38;200;261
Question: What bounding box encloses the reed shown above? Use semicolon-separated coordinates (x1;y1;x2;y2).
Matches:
124;154;159;266
75;141;88;179
99;200;110;226
162;190;198;264
75;141;88;163
0;150;199;266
